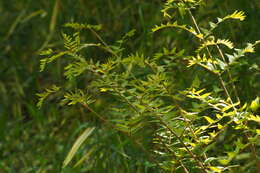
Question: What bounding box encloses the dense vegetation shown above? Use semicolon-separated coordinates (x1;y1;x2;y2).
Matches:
0;0;259;172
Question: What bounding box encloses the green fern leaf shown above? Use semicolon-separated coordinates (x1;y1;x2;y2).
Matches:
39;51;68;72
62;32;80;53
61;90;95;106
64;60;89;80
36;85;60;108
197;38;234;52
152;22;203;39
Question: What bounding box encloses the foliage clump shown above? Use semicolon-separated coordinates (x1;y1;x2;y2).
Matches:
38;0;259;172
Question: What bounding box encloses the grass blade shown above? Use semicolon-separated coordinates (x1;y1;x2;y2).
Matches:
63;127;95;167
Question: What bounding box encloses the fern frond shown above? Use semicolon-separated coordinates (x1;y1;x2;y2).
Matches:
222;10;246;21
205;11;246;37
39;32;83;72
39;48;53;55
197;39;234;52
61;89;95;106
62;32;80;53
188;54;216;66
117;29;136;46
239;40;260;54
39;32;82;72
122;53;146;67
152;22;203;39
187;54;218;73
64;60;89;80
64;22;102;31
40;51;68;72
225;40;260;65
217;39;234;49
161;0;204;18
36;85;61;108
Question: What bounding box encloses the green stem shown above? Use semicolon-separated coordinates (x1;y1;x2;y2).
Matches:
215;44;240;104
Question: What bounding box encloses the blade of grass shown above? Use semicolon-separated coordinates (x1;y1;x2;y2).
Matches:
38;0;60;51
63;127;95;167
4;10;26;41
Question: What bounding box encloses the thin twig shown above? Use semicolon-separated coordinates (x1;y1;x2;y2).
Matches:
215;44;240;104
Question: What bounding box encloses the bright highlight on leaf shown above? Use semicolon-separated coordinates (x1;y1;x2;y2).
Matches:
100;88;108;92
197;39;234;52
250;97;259;112
223;10;246;21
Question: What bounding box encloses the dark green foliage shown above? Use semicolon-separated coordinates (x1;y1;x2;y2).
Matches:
0;0;259;172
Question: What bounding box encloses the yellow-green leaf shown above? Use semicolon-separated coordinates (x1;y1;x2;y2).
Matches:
204;116;215;124
209;166;224;173
217;123;223;130
223;10;246;21
248;115;260;123
250;97;259;112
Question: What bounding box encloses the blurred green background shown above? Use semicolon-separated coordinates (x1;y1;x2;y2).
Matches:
0;0;259;172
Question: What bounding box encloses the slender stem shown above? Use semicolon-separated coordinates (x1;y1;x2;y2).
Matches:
90;28;119;58
215;44;240;104
217;74;237;112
